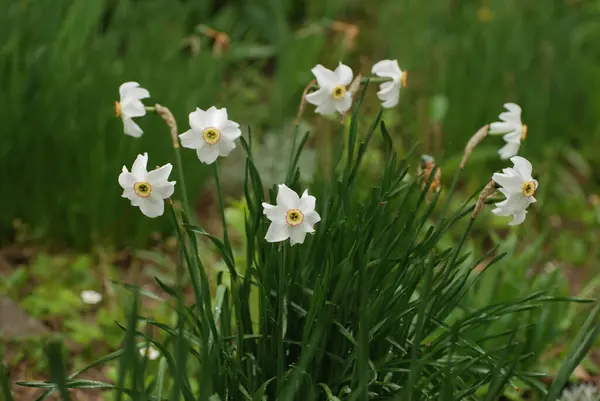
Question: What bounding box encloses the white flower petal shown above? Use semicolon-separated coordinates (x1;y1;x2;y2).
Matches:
154;182;175;199
139;195;165;218
315;100;338;116
148;164;176;199
492;171;522;193
334;93;353;114
221;126;241;141
496;103;522;125
189;108;208;132
122;87;150;103
128;193;142;206
123;118;144;138
147;164;173;185
121;99;146;119
221;120;240;130
131;153;148;178
262;203;286;222
498;141;520;160
510;156;533;180
118;170;136;190
304;210;321;226
491;207;512;217
196;146;219;164
372;60;401;78
217;138;236;157
277;184;300;209
305;88;330;106
265;221;290;243
377;81;400;108
488;122;515;134
504;103;522;114
298;190;316;213
508;210;527;226
179;129;205;149
311;64;338;89
209;107;228;128
119;82;142;98
502;131;521;143
334;62;353;85
289;227;309;245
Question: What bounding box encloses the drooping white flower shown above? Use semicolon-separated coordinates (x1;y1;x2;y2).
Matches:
80;290;102;305
118;153;176;218
262;184;321;245
491;156;538;226
116;82;150;137
371;59;407;108
305;63;354;115
179;106;242;164
488;103;527;159
139;345;160;360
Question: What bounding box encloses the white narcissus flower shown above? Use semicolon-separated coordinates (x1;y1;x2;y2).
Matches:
118;153;176;218
489;103;527;159
491;156;538;226
305;63;354;115
139;345;160;360
262;184;321;245
179;106;242;164
116;82;150;138
371;59;407;108
80;290;102;305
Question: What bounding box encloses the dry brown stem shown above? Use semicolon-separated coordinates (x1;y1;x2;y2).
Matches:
155;104;179;149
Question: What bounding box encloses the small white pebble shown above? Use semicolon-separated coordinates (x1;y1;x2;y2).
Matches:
80;290;102;305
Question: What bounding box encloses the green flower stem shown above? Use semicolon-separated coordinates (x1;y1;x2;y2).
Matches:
144;106;156;112
173;143;192;220
277;245;287;393
213;162;231;253
285;124;300;184
359;76;392;84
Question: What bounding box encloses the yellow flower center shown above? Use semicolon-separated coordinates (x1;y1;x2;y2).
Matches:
522;180;536;197
134;181;152;198
521;124;528;141
115;101;122;118
285;209;304;226
202;127;221;145
401;71;408;88
332;85;347;100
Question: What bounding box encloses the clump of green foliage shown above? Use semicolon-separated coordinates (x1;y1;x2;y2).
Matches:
8;85;600;400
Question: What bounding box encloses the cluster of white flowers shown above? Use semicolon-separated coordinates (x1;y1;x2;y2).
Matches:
305;59;407;115
114;81;321;245
113;63;538;235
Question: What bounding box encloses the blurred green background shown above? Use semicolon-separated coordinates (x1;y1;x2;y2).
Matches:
2;0;600;396
3;0;599;249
